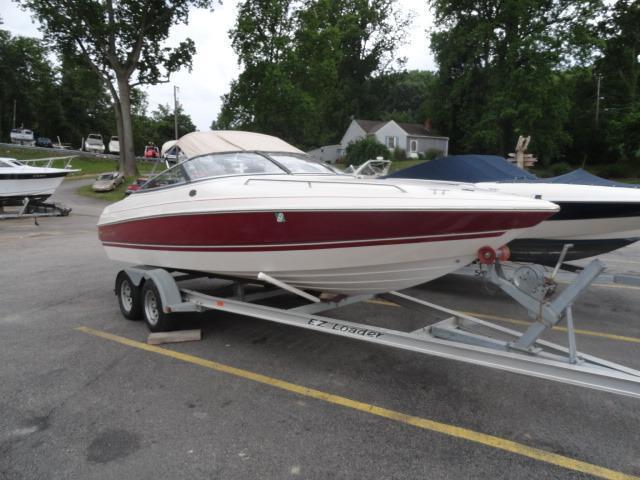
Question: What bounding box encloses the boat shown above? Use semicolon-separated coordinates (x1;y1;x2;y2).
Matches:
97;131;558;295
387;155;640;265
0;157;78;207
10;127;35;146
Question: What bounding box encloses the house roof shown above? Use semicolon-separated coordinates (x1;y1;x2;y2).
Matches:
398;122;436;137
353;119;386;133
353;119;444;137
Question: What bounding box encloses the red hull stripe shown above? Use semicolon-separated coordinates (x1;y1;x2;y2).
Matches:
102;231;504;252
99;210;550;249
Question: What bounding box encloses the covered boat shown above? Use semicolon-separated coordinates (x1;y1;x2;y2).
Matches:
98;132;558;294
387;155;640;265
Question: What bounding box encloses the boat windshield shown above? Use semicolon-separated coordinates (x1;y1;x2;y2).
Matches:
182;152;285;180
0;158;24;168
268;153;335;174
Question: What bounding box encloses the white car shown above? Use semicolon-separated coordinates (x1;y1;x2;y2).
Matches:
108;136;120;154
85;133;105;153
92;171;124;192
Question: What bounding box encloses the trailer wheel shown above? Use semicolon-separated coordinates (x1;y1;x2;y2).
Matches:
116;272;142;320
141;280;176;332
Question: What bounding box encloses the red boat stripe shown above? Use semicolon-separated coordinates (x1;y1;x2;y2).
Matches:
98;210;550;248
102;231;505;252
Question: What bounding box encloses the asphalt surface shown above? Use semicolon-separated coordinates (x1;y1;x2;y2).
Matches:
1;180;639;479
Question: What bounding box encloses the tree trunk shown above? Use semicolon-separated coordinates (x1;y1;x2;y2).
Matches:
112;98;125;171
116;75;139;176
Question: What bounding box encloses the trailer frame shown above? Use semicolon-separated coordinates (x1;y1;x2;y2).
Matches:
115;262;640;400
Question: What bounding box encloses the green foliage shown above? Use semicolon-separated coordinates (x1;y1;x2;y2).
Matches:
594;1;640;164
593;162;637;180
428;0;601;162
19;0;215;175
345;137;390;165
391;146;407;161
218;0;408;149
424;149;442;160
365;71;437;124
548;161;573;176
133;104;196;153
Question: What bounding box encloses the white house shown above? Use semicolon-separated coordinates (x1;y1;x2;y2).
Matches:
340;119;449;158
307;144;342;164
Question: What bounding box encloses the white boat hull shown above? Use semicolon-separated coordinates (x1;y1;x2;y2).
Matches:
99;175;557;294
0;175;66;202
103;227;531;294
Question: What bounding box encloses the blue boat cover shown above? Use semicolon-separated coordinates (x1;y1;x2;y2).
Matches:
386;154;639;187
546;168;639;188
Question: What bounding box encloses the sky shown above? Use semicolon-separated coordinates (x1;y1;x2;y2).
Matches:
0;0;436;131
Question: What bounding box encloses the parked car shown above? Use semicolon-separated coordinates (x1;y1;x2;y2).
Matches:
85;133;105;153
108;136;120;154
35;137;53;148
92;171;124;192
124;177;149;195
144;143;160;158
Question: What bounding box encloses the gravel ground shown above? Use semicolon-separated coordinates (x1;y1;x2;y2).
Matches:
1;180;639;479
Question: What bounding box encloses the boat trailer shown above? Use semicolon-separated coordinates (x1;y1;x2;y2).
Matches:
0;197;71;222
115;258;640;400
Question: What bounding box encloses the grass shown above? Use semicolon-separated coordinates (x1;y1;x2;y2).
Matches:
76;177;140;202
387;158;427;173
613;178;640;184
1;145;71;161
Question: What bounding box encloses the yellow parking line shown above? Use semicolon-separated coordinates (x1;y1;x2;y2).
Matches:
463;312;640;345
77;326;638;480
364;300;640;345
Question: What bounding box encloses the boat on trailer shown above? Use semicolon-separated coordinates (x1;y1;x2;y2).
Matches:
387;155;640;265
100;132;640;400
98;131;558;295
0;156;78;207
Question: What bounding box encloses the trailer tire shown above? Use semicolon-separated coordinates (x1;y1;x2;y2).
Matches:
141;280;176;332
116;272;142;320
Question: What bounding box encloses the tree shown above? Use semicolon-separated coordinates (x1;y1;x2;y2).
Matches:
20;0;215;175
292;0;409;146
149;104;196;144
595;0;640;163
217;0;315;145
0;30;64;141
363;70;437;124
57;49;114;146
428;0;601;162
218;0;407;149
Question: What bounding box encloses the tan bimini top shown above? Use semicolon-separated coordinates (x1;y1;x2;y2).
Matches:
175;131;304;159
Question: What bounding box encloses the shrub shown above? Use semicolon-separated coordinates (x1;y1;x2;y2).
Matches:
596;162;633;179
424;149;442;160
345;137;389;166
548;161;572;176
392;146;407;161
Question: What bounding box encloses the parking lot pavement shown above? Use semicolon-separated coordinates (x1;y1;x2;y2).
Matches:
1;185;639;480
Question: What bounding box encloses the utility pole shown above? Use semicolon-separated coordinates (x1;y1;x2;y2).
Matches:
173;85;179;140
595;74;602;128
12;99;17;129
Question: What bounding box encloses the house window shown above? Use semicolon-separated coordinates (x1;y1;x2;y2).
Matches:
385;136;397;149
410;140;418;152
